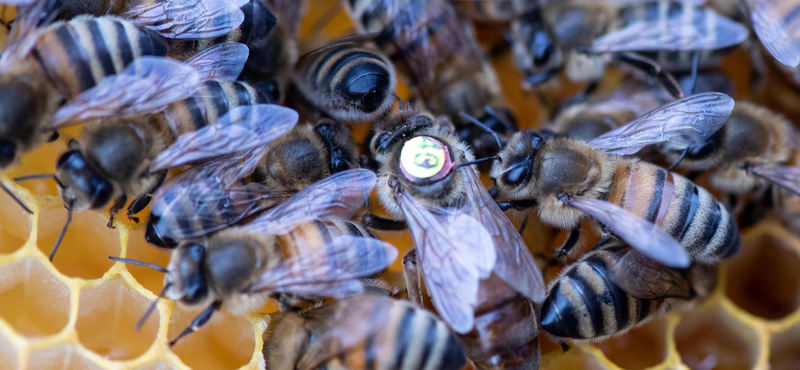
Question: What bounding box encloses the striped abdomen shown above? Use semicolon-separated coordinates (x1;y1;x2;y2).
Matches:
294;43;395;120
276;219;376;259
322;298;467;370
160;79;273;141
168;0;276;60
33;16;168;98
606;160;740;264
540;245;667;341
458;275;540;370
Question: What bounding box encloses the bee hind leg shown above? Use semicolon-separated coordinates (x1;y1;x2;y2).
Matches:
553;227;581;261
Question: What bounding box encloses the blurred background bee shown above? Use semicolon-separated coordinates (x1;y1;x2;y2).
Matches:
112;169;398;346
264;295;467;370
491;93;739;267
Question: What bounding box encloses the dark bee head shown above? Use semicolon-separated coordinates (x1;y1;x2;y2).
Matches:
145;213;179;249
337;59;394;116
54;150;114;212
0;78;44;167
313;119;357;174
513;9;561;87
168;242;210;305
491;130;548;195
369;111;436;159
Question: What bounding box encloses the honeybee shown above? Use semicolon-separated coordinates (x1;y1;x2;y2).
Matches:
145;115;359;248
491;93;740;267
365;108;545;369
264;295;467;370
345;0;517;157
112;169;398;346
293;37;397;122
515;0;748;97
540;238;717;342
661;101;800;203
735;0;800;69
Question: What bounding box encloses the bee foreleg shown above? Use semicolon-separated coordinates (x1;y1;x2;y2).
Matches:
128;170;167;222
496;199;536;212
168;301;221;347
402;249;423;307
107;195;127;229
614;52;683;99
553;227;582;260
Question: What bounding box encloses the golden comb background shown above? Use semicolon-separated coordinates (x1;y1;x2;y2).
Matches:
1;1;800;369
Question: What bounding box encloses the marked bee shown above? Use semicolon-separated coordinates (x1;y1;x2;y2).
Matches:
111;169;397;346
293;36;397;122
365;108;545;369
491;93;740;267
264;295;467;370
540;238;717;342
345;0;517;157
145;114;359;248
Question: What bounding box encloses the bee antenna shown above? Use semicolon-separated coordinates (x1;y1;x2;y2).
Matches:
484;106;517;134
14;173;55;182
454;156;501;170
0;181;32;214
108;256;169;273
135;283;171;332
50;200;73;261
458;112;504;150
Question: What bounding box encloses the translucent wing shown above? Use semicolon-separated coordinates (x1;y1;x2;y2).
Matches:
150;104;298;172
566;195;690;268
588;92;734;155
241;169;376;235
249;235;398;297
460;165;546;303
744;0;800;67
295;295;396;370
124;0;245;39
50;57;202;128
183;42;249;80
609;248;695;300
751;164;800;196
394;184;496;334
0;0;61;72
148;148;292;240
590;7;748;53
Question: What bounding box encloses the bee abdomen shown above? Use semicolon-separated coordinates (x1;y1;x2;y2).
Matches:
385;305;467;370
34;16;168;98
540;251;660;340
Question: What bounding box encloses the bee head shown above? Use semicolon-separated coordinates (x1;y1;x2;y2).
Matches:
169;242;209;305
491;130;549;196
54;150;114;212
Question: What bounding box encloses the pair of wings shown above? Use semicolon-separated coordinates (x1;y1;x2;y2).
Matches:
49;42;250;128
122;0;249;40
590;1;749;54
554;92;736;271
392;157;546;334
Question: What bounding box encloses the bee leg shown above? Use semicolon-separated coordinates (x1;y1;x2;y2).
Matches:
553;227;581;260
496;199;536;212
362;213;408;231
47;131;60;142
615;52;683;99
107;195;127;229
402;249;423;307
519;214;530;236
559;341;571;352
168;301;221;347
127;194;151;223
726;194;738;213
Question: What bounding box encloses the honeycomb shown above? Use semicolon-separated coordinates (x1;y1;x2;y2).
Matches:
2;2;800;370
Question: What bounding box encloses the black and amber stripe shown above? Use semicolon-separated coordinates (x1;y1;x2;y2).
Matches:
540;246;665;340
32;16;168;98
323;298;467;370
606;161;740;264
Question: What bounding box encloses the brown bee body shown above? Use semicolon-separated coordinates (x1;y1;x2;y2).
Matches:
293;41;396;122
0;15;168;167
492;132;740;265
549;103;636;142
264;295;467;370
540;239;717;342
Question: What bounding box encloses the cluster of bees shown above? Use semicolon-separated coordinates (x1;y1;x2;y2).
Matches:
2;0;800;368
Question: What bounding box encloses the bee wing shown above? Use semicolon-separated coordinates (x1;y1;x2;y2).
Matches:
248;235;398;297
240;169;376;235
150;104;298;172
567;195;691;268
395;187;496;334
744;0;800;67
295;296;394;370
590;7;748;53
50;57;203;128
587;92;734;155
183;42;249;80
751;164;800;196
608;248;695;300
124;0;245;39
0;0;61;71
460;166;546;303
149;148;293;240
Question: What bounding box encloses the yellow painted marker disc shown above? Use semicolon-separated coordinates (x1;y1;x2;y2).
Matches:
400;136;448;179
